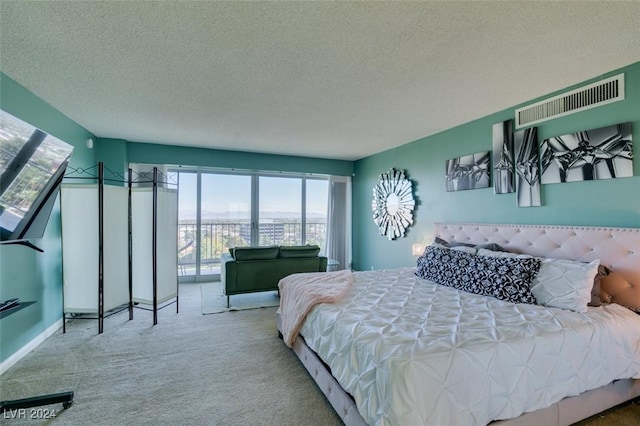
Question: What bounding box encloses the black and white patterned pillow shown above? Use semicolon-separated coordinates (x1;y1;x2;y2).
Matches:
416;245;541;304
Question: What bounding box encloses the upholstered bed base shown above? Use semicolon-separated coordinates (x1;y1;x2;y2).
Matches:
278;223;640;426
277;313;640;426
278;319;368;426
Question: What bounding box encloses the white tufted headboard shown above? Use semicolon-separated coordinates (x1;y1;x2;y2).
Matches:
434;223;640;296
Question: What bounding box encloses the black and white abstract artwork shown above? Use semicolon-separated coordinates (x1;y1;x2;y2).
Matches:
514;127;541;207
445;151;490;192
540;122;633;184
492;119;515;194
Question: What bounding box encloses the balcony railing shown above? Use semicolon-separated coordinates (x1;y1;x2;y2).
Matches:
178;221;327;276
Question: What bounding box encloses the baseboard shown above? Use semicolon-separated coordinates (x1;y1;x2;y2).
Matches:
0;319;63;375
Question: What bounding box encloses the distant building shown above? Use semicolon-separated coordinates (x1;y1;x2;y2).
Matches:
239;222;286;244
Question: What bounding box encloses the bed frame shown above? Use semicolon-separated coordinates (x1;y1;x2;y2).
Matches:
278;223;640;426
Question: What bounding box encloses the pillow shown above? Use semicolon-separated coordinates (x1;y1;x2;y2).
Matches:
431;241;477;254
476;248;600;313
278;245;321;258
231;246;279;261
600;271;640;312
434;237;506;254
589;265;611;307
416;245;540;304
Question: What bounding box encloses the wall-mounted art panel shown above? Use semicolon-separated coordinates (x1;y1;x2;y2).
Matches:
540;122;633;184
492;120;515;194
514;127;541;207
445;152;490;192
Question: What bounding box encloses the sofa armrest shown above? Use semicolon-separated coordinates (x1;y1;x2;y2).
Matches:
221;253;237;293
318;256;328;272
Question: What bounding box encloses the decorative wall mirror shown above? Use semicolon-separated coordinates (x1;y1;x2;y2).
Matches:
371;168;415;240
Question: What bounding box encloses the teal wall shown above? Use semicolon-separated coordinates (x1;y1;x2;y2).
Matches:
0;73;95;363
124;141;353;177
96;138;128;181
352;62;640;271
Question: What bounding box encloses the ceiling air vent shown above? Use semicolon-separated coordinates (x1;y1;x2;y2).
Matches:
515;73;624;128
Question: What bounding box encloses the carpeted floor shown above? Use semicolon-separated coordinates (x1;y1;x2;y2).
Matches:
572;400;640;426
0;283;341;425
1;283;639;425
201;282;279;314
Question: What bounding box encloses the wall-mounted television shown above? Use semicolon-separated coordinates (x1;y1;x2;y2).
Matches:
0;109;74;251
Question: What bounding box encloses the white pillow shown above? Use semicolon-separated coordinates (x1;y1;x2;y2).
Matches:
476;248;600;313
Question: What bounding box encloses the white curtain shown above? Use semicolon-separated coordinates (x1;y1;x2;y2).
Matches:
324;175;352;270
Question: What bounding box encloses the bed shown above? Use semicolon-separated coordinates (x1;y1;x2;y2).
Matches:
277;222;640;426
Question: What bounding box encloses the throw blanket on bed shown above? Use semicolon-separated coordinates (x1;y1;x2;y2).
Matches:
278;270;353;347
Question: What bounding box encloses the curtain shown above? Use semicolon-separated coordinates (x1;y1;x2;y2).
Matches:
324;175;352;270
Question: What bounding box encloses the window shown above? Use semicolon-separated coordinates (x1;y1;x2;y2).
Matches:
305;178;329;248
259;176;302;246
175;169;328;281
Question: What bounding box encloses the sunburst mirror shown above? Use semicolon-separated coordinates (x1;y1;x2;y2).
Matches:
372;168;415;240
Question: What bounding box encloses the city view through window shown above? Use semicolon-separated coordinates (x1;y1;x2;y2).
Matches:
177;172;328;278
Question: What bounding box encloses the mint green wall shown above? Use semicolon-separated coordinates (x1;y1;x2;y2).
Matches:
0;73;95;363
125;141;353;176
96;138;129;181
352;62;640;271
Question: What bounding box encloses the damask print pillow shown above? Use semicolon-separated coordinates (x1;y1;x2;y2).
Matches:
416;245;541;304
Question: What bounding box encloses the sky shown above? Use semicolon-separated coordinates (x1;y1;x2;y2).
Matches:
178;172;328;220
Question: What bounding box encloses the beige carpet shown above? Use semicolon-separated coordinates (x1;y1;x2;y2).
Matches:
201;282;280;314
0;283;340;425
573;400;640;426
1;283;639;425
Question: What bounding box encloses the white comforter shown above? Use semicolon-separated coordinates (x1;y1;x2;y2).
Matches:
298;267;640;426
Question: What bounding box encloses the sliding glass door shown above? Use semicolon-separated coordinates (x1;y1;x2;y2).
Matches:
200;174;251;277
176;170;328;282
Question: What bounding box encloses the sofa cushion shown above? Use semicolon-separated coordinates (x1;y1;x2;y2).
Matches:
278;245;321;258
232;246;279;261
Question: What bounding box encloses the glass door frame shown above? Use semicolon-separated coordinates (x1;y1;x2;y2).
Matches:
173;167;328;283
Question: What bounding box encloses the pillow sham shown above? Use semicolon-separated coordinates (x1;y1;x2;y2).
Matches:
589;265;611;307
431;241;477;254
434;236;506;254
416;245;540;304
600;270;640;313
476;248;600;313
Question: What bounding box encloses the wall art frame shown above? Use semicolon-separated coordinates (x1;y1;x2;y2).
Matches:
445;151;490;192
540;122;633;184
493;119;516;194
371;168;415;240
514;126;541;207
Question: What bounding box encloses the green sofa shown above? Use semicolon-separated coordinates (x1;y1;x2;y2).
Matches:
221;245;328;307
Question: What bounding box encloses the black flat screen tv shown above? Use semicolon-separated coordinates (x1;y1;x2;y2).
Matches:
0;109;74;250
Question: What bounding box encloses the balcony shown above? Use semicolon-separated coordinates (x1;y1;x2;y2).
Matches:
178;221;327;277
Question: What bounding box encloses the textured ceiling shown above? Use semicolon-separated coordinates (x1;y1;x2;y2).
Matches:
1;1;639;161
